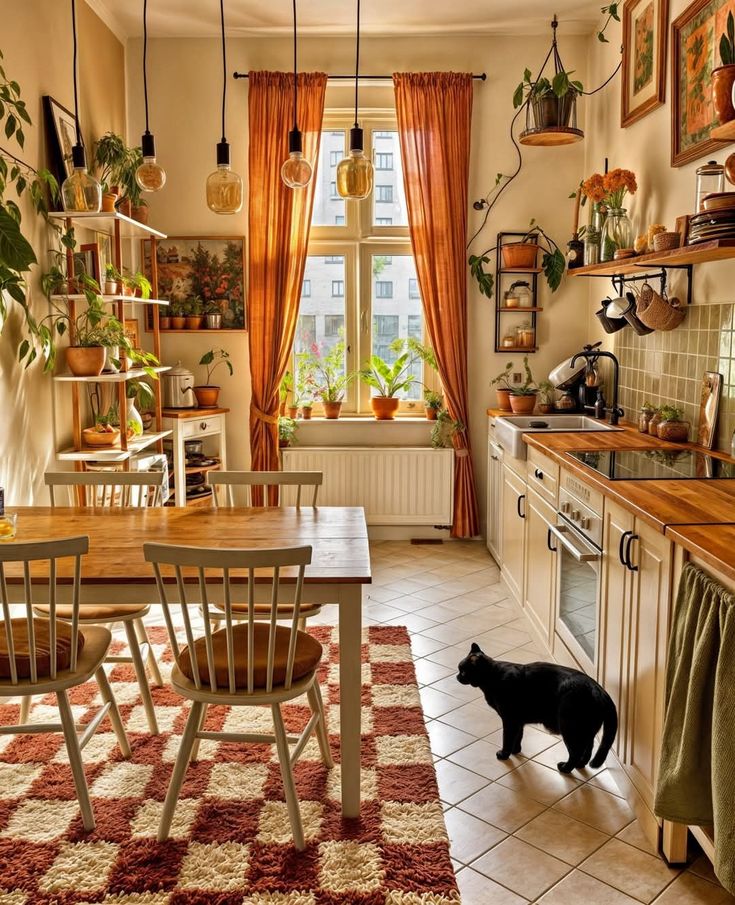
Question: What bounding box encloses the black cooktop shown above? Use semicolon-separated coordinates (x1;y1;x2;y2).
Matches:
569;449;735;480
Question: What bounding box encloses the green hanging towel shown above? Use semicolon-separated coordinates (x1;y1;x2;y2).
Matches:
654;562;735;894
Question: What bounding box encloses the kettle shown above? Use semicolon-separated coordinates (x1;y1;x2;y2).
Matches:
162;361;196;408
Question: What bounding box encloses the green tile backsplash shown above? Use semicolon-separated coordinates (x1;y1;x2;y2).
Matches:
614;303;735;452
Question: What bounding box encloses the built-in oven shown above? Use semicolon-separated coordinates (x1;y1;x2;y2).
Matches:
548;477;603;676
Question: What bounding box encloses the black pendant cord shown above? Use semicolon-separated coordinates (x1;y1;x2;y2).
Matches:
220;0;227;143
142;0;150;134
292;0;299;131
353;0;361;128
71;0;82;145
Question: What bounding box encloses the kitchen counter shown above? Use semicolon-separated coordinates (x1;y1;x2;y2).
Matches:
666;524;735;582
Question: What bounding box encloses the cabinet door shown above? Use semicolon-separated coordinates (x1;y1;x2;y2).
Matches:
487;442;503;563
598;498;635;760
501;465;526;603
625;520;673;811
523;489;556;649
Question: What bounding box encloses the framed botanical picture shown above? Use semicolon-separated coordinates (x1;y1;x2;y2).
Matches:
142;236;247;331
43;95;81;183
672;0;735;166
622;0;669;126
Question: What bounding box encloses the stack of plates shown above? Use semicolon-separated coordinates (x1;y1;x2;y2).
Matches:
688;204;735;244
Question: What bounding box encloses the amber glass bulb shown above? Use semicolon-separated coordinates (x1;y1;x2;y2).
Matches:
136;133;166;192
206;141;243;215
337;126;373;200
281;128;313;189
61;144;102;213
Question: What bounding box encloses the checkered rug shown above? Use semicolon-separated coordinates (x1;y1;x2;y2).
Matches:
0;624;459;904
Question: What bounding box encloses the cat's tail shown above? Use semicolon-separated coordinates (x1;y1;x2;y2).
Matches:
590;694;618;768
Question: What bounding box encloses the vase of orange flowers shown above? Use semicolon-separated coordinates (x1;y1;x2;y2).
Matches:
581;174;607;266
599;169;637;261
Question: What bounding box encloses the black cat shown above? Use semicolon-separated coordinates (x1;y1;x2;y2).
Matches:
457;643;618;773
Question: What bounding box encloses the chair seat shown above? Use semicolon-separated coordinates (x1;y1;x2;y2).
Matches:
0;618;85;680
213;601;322;618
34;603;150;622
179;623;322;690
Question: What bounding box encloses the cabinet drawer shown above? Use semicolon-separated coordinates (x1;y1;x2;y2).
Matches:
527;448;559;505
182;415;225;439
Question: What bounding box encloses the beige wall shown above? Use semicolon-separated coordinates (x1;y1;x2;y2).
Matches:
0;0;126;504
127;32;596;530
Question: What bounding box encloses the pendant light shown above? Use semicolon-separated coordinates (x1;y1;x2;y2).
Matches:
206;0;243;214
281;0;313;189
60;0;102;213
135;0;166;192
336;0;373;200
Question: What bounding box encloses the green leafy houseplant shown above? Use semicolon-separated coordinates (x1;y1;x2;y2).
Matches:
431;409;464;449
359;339;423;420
491;361;515;411
655;404;689;442
94;133;130;194
194;348;233;408
298;337;355;418
278;416;298;448
509;356;538;414
714;12;735;123
538;379;556;412
424;389;443;412
470;223;566;300
122;270;152;299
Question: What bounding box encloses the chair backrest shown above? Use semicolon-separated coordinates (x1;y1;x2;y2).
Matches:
207;470;322;509
45;470;167;508
143;542;313;695
0;536;88;685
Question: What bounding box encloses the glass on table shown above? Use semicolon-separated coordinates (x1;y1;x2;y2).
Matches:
0;512;17;541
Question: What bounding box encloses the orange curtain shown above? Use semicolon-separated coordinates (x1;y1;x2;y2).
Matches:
247;71;327;481
393;72;479;538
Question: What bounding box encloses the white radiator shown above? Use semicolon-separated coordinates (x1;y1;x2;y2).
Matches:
282;447;454;525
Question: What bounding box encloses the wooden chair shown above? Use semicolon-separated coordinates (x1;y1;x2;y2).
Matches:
32;471;168;734
0;536;130;831
206;471;324;630
144;541;332;849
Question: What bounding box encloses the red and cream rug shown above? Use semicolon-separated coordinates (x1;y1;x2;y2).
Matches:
0;624;460;904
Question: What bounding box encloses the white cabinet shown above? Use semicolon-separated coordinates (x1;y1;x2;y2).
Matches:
523;489;556;648
161;409;229;507
487;435;504;563
501;464;527;603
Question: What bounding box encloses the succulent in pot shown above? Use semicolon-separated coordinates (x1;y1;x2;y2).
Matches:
713;12;735;124
193;348;233;408
491;362;514;411
508;356;538;414
656;405;690;442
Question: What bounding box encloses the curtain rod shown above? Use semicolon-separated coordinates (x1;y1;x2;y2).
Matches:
233;71;486;81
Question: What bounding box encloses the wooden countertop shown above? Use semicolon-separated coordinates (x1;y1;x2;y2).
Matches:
665;524;735;583
162;407;230;419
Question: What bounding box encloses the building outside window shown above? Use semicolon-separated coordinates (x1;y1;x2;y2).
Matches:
325;314;344;336
376;184;393;203
301;280;311;298
408;278;419;299
331;280;344;297
375;152;394;170
375;280;393;299
376;217;393;226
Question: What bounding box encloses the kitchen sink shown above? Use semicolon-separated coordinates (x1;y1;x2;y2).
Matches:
494;414;624;459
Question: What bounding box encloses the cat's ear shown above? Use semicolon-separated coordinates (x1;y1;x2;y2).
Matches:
470;642;481;654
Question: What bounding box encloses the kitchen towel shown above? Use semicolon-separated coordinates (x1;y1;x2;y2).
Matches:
655;562;735;893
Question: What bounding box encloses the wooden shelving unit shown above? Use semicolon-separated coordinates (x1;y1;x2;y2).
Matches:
568;239;735;277
49;210;169;468
494;231;542;354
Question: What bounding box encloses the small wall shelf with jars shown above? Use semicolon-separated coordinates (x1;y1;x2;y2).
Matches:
494;231;542;353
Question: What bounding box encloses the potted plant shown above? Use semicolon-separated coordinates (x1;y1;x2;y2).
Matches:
656;405;690;442
119;145;148;222
280;370;293;416
169;301;186;330
509;356;538;414
278;416;298;448
159;308;172;330
424;389;443;420
204;300;223;329
184;297;204;329
121;271;152;300
431;409;463;449
513;68;583;132
714;11;735;124
538;379;556;414
93;132;129;212
193;348;233;407
359;346;419;420
298;337;354;419
491;362;515;411
301;401;314;420
127;379;155;433
470;222;566;300
104;263;122;296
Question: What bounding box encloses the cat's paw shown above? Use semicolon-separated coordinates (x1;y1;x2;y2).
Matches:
557;761;574;774
496;749;512;760
512;744;522;754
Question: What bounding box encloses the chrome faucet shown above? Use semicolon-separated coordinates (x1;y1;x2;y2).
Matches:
570;349;624;426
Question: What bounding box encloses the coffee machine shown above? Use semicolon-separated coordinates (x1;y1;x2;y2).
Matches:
548;342;603;413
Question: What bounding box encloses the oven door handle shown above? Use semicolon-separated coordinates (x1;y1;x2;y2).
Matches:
549;524;601;563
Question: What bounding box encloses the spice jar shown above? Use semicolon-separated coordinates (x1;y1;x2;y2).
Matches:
504;281;532;309
501;333;516;349
638;405;654;433
516;322;535;349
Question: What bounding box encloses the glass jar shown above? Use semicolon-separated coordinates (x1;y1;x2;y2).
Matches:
638;406;654;433
601;208;634;261
516;322;535;348
584;203;605;265
504;281;532;309
695;160;725;212
501;333;516;348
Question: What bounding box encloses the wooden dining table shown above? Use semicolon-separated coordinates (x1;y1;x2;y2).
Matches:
4;505;371;818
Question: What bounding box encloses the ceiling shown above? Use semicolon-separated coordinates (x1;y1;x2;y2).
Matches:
88;0;604;39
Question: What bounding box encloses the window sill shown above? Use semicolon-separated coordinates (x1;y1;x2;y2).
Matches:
292;417;435;447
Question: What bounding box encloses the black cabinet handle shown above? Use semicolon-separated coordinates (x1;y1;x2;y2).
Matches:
517;494;526;519
624;533;639;572
619;530;633;567
534;468;544;480
547;526;557;552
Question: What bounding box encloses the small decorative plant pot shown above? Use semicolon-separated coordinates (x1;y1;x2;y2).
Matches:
170;316;186;329
496;388;513;411
123;284;135;297
301;406;313;420
131;204;148;224
288;405;299;419
371;396;400;420
82;426;120;448
648;412;663;435
657;420;689;442
193;385;220;408
501;242;539;270
538;403;555;414
279;438;289;449
185;316;203;329
425;406;439;421
159;315;171;330
205;313;222;329
104;280;120;296
102;192;117;213
66;345;106;377
323;401;342;419
713;64;735;124
509;393;537;414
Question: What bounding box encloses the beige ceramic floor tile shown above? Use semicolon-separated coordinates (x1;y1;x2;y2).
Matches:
651;871;735;904
436;701;503;737
434;759;490;805
447;738;523;781
443;806;506;865
537;869;644;905
472;836;571;900
460;783;547;834
554;782;635;836
424;719;476;757
588;769;626;798
498;759;583;805
412;658;455;687
579;837;680;903
688;856;721;886
615;819;660;857
514;808;609;866
486;725;559;759
456;866;529;905
418;686;463;719
532;739;606;776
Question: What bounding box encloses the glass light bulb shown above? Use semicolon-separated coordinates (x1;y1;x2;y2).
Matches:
337;148;374;200
206;164;243;214
61;145;102;212
281;151;313;189
136;156;166;192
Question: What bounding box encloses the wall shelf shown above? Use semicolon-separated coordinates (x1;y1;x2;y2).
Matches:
567;239;735;277
54;366;170;384
497;306;544;313
498;267;544;274
48;210;167;240
494;231;541;353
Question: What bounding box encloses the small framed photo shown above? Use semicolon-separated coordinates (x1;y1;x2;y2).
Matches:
622;0;669;127
73;243;101;284
124;319;140;351
43;95;81;183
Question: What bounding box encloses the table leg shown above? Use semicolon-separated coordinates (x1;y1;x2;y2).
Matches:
338;583;363;818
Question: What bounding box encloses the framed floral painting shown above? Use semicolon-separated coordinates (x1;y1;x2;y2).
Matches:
622;0;669;126
672;0;735;166
142;236;246;331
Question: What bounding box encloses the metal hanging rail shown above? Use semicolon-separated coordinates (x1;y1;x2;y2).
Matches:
233;71;486;81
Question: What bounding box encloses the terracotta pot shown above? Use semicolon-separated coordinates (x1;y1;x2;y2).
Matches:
279;438;289;449
495;388;513;411
509;393;537;414
66;345;106;377
323;401;342;419
425;406;439;420
102;192;117;213
159;316;171;330
501;243;539;270
170;316;186;329
288;405;298;419
301;406;313;420
657;420;689;442
713;65;735;124
116;197;132;217
538;403;555;414
371;396;400;420
131;204;148;224
185;316;203;329
193;385;220;408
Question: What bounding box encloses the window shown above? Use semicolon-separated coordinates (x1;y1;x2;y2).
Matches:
329;150;340;166
329;181;338;199
294;116;433;414
301;280;311;298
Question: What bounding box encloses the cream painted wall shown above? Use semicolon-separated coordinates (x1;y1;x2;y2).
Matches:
127;32;602;531
0;0;126;504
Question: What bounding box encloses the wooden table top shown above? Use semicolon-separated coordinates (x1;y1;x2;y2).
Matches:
665;524;735;583
3;507;371;585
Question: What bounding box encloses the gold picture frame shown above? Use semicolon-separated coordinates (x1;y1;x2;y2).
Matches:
622;0;669;126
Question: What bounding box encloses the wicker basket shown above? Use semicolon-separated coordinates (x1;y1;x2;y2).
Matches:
653;231;681;252
636;283;686;331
